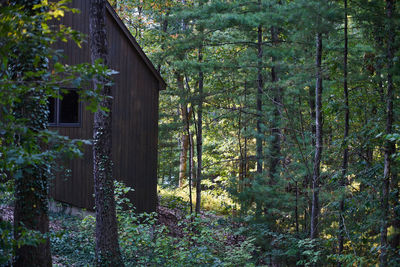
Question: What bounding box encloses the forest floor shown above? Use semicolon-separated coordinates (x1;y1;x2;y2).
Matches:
1;191;250;266
0;201;239;237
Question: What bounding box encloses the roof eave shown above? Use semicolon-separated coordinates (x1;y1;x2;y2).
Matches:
105;3;166;91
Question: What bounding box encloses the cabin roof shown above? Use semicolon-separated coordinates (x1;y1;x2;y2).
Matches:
106;3;166;90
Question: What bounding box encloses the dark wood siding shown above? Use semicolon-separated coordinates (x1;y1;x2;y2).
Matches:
50;0;160;212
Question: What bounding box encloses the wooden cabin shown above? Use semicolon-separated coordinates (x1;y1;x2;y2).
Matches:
49;1;166;213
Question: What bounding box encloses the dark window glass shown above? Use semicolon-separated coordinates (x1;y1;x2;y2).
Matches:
48;97;56;124
59;90;79;123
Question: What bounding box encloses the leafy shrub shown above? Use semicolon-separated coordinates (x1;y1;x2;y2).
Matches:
158;186;234;215
50;213;96;266
0;220;46;266
0;220;13;265
223;238;257;267
0;181;44;266
50;181;257;266
0;179;14;206
159;193;190;211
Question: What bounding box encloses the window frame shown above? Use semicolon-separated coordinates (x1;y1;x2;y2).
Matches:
48;88;82;128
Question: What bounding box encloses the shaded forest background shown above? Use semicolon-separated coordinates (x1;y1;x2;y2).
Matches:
0;0;399;266
109;0;400;265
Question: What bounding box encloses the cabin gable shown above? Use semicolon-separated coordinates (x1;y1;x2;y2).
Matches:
50;0;162;212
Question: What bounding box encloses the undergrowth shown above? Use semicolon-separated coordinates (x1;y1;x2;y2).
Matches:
50;181;256;266
158;185;235;215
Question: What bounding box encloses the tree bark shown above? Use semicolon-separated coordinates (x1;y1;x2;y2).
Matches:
380;1;395;266
305;81;316;234
179;124;189;187
338;1;349;264
14;169;52;267
12;1;51;266
311;32;323;240
238;83;247;193
239;81;249;196
177;74;192;188
256;20;263;175
179;108;192;187
196;45;204;214
187;118;194;214
14;141;51;267
89;1;123;265
238;97;244;190
269;25;281;184
190;132;196;184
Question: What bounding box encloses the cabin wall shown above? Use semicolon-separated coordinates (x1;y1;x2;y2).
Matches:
50;0;159;212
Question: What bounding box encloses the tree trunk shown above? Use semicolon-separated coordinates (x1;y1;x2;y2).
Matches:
380;1;395;266
311;32;323;240
179;105;192;188
269;25;281;184
244;81;248;188
305;82;316;234
14;169;52;267
295;181;299;233
157;10;169;72
177;74;192;188
239;81;249;199
338;0;349;264
190;132;196;184
179;125;189;187
12;1;51;266
239;97;244;190
196;45;204;214
14;137;52;267
256;21;263;176
391;174;400;249
238;83;246;193
187;119;194;214
89;1;123;265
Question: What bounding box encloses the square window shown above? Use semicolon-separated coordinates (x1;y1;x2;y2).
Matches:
48;89;81;127
60;90;80;124
48;97;56;124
